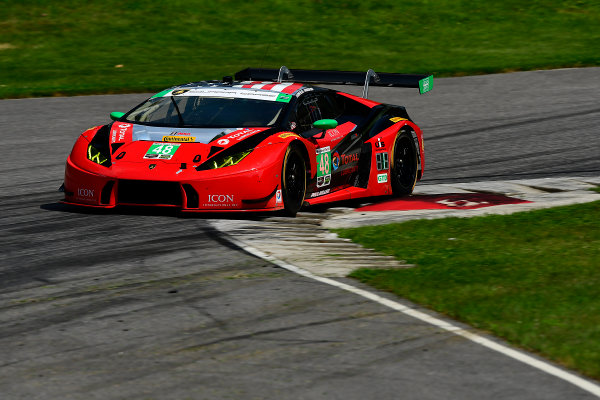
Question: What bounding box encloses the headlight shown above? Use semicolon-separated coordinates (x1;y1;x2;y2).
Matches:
207;149;252;169
87;144;109;165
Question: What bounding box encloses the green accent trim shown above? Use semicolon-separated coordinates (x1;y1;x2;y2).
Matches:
276;93;292;103
151;89;172;98
419;75;433;94
110;111;125;121
313;119;338;130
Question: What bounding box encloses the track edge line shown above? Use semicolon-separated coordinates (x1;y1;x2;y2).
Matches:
214;226;600;398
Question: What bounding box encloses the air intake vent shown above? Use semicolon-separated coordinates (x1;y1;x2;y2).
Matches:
118;180;182;206
101;181;115;204
182;184;199;208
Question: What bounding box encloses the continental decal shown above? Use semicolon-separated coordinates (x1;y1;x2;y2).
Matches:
162;136;196;143
278;132;300;139
390;117;407;123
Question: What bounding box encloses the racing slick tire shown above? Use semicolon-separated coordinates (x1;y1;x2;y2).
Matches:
390;131;418;196
281;144;307;217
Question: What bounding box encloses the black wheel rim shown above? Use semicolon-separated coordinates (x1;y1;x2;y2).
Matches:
284;151;305;207
393;136;416;189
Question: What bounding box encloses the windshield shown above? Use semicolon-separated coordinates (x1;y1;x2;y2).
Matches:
124;96;286;128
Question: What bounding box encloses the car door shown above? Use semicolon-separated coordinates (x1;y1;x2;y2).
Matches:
290;92;362;194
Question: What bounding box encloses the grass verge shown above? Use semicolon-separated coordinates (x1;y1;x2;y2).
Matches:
335;200;600;379
1;0;599;98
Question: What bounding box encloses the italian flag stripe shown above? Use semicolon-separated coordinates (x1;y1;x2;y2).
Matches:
281;83;304;94
241;81;264;88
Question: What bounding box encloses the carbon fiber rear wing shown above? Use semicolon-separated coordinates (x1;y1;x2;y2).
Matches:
234;66;433;98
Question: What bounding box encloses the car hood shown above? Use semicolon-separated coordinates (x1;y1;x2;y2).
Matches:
109;122;270;146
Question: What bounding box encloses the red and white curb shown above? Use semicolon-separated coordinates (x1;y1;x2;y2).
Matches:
323;176;600;228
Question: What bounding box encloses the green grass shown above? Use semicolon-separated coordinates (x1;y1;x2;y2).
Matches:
1;0;599;98
335;200;600;379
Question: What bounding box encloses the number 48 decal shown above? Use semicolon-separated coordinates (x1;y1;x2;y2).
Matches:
316;147;331;178
144;143;180;160
317;152;331;176
316;147;332;188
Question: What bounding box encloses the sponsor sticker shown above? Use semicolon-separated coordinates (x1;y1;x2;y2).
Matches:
76;188;95;200
276;93;293;103
294;87;314;96
340;151;360;165
111;123;132;144
162;136;196;143
222;128;264;143
217;138;230;146
310;189;330;198
276;190;282;203
377;173;388;183
375;138;385;148
203;194;238;207
164;88;283;102
279;132;299;139
390;117;407;123
144;143;180;160
317;174;331;188
171;89;190;95
326;128;343;140
332;151;340;171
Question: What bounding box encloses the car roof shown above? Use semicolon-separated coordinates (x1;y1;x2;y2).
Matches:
169;80;320;97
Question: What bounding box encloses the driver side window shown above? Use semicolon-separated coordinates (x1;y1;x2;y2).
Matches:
294;96;321;132
292;93;339;133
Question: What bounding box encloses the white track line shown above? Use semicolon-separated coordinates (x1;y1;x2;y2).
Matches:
222;233;600;398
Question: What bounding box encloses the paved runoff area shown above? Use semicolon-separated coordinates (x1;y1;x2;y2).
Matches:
211;176;600;398
212;176;600;278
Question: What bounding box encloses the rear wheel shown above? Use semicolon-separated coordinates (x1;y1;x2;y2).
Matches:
281;145;306;216
390;132;418;196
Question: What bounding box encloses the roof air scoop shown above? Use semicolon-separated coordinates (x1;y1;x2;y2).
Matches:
277;66;294;83
362;69;380;99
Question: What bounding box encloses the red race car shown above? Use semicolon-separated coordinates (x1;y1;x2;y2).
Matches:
62;67;432;216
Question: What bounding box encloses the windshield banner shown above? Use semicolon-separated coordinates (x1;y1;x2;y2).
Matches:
165;88;286;102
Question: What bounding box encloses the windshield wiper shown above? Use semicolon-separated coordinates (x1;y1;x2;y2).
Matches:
170;96;185;127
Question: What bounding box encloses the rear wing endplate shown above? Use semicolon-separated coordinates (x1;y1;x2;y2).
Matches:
234;66;433;98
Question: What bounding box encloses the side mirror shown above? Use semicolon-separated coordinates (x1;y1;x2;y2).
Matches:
313;119;338;130
301;119;338;139
110;111;125;121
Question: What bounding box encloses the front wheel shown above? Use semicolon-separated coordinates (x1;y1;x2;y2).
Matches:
390;132;418;196
281;145;306;217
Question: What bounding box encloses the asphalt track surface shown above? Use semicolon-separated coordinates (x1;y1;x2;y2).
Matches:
1;68;599;399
